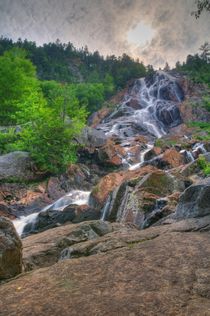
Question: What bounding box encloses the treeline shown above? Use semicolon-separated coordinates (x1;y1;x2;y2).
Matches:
0;38;149;174
0;37;147;89
175;42;210;86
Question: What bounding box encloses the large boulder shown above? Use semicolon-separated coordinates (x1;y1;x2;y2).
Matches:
0;217;22;279
89;165;159;210
0;151;36;181
174;178;210;219
101;171;185;228
78;127;107;148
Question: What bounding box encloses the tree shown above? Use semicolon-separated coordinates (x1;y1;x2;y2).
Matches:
0;48;39;125
192;0;210;18
199;42;210;63
164;62;170;72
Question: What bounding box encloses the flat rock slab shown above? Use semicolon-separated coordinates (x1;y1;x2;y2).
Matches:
2;219;210;315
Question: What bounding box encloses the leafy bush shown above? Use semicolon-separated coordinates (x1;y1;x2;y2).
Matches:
197;156;210;176
0;49;88;174
0;128;19;154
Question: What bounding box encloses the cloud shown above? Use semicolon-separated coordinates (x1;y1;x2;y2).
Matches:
0;0;209;67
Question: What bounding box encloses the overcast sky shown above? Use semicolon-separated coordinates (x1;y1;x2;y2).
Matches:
0;0;209;67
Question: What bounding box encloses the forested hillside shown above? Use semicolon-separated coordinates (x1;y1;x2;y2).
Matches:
0;37;209;174
0;37;148;88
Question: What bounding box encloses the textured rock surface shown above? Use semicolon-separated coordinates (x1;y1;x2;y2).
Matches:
0;217;22;279
102;170;185;228
22;220;119;271
174;178;210;219
0;151;36;181
2;218;210;314
90;165;159;209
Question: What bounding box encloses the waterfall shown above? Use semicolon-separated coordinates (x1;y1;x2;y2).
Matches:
180;150;195;163
97;71;183;140
100;194;112;221
13;190;91;236
193;143;207;154
186;151;195;162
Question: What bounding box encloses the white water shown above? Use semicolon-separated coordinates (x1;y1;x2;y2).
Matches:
180;149;195;163
133;78;166;138
99;71;183;141
129;143;154;170
100;195;112;221
186;151;195;162
13;190;91;236
193;143;207;154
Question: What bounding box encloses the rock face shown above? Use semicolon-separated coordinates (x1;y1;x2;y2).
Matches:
77;127;107;148
0;217;22;280
2;218;210;315
0;151;36;181
174;178;210;219
22;220;119;271
89;165;159;209
101;170;185;228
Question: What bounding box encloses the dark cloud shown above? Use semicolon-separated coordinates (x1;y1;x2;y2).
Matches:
0;0;209;67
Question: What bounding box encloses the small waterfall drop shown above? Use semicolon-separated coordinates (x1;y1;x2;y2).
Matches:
13;190;91;236
100;195;112;221
193;143;207;154
129;143;154;170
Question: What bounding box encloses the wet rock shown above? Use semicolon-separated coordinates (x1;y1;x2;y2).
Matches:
22;205;99;236
89;165;159;210
102;170;185;228
0;217;22;280
174;178;210;219
156;101;182;128
0;151;37;181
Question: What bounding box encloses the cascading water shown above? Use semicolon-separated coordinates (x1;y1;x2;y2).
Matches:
13;190;91;236
129;143;154;170
13;72;186;231
193;143;207;154
97;71;183;140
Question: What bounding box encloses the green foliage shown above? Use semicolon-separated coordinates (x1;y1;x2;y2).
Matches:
192;0;210;18
203;96;210;112
0;37;147;93
197;156;210;176
154;138;177;148
0;128;19;154
188;121;210;141
0;49;88;173
175;51;210;86
0;48;39;125
70;83;105;113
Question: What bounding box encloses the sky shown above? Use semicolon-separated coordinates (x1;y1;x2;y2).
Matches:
0;0;209;67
